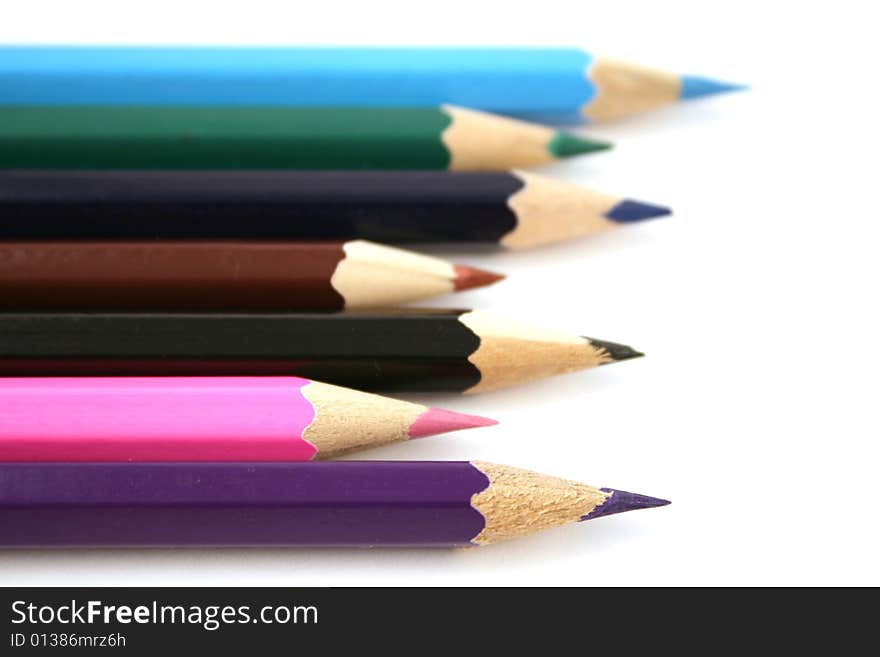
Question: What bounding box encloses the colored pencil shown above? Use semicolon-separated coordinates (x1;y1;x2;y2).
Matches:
0;311;642;393
0;171;670;249
0;105;609;170
0;46;742;123
0;462;669;547
0;240;504;311
0;377;495;462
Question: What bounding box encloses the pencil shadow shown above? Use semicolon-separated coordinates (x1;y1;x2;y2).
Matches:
382;355;641;407
582;96;751;141
414;216;669;265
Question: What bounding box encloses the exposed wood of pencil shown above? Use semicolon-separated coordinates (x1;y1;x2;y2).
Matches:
505;171;627;249
0;240;503;310
584;59;681;122
440;105;600;170
302;381;436;458
331;240;502;307
459;311;635;393
472;462;610;544
307;380;432;456
303;380;495;457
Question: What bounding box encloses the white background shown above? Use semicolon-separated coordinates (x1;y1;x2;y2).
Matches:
0;0;877;586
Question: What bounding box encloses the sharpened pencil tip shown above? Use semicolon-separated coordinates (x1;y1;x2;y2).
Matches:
548;131;613;158
584;337;644;363
582;489;671;521
408;407;498;438
453;264;506;291
605;199;672;224
680;75;747;100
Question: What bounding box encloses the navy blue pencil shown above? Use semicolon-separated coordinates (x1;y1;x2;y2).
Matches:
0;170;670;250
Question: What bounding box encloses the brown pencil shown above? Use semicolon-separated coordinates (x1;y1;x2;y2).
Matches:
0;240;504;311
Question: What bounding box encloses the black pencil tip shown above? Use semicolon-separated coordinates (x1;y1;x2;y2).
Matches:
583;337;644;363
582;489;671;521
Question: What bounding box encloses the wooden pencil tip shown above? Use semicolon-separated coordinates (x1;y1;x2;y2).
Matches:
582;489;671;521
453;264;507;292
408;407;498;439
584;337;645;363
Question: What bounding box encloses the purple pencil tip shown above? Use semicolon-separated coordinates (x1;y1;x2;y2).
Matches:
581;488;670;521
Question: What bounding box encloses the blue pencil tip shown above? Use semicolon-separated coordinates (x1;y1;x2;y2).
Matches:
681;75;747;100
605;199;672;224
582;489;671;521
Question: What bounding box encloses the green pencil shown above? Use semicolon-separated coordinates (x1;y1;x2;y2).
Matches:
0;104;609;171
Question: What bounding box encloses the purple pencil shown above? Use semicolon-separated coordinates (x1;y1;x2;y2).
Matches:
0;462;669;548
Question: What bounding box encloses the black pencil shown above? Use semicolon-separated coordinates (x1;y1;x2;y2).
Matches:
0;170;670;250
0;311;643;393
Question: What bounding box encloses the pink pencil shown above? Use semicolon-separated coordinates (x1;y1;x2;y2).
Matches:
0;377;496;462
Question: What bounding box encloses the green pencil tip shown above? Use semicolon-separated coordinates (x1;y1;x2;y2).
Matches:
548;131;612;158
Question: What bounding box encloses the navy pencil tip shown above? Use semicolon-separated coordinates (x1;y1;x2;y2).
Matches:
583;337;644;363
582;489;671;521
605;199;672;224
681;75;747;100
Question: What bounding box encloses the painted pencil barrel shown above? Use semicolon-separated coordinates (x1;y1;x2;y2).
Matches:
0;241;504;311
0;312;643;393
0;313;483;392
0;105;608;170
0;46;742;123
0;462;487;547
0;462;669;547
0;171;670;249
0;377;496;461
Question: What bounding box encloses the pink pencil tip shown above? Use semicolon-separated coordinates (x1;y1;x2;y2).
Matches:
408;407;498;438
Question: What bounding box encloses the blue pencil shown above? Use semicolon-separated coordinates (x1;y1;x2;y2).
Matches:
0;46;742;123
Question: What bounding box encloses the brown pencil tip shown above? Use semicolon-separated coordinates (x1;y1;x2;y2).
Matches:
453;264;507;291
408;407;498;438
